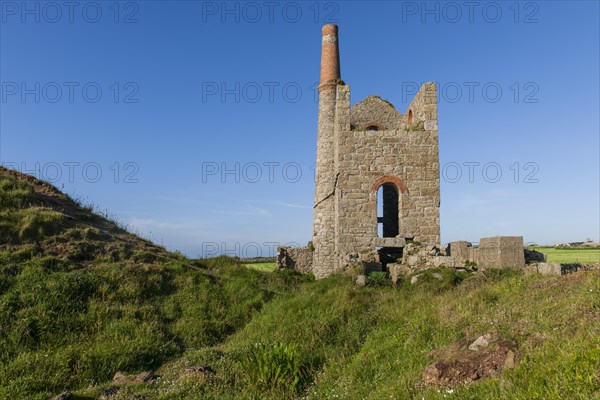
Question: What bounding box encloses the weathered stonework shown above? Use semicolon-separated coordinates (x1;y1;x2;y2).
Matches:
448;241;472;263
444;237;526;270
474;236;525;270
277;246;313;274
335;237;532;284
524;262;582;276
311;24;441;279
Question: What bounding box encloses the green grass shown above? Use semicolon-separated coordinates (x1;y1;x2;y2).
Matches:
71;269;599;400
0;167;308;399
1;167;599;399
0;252;311;399
244;262;277;272
531;247;600;264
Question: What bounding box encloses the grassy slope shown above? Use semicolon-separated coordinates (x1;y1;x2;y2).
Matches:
0;167;311;399
101;270;598;400
1;167;598;399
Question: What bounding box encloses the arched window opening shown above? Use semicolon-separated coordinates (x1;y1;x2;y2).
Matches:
407;109;413;125
377;183;399;238
363;122;384;132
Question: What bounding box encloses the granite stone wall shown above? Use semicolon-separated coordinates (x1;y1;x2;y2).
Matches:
311;82;441;278
446;237;526;270
350;96;403;131
276;246;314;274
474;236;525;269
312;87;338;279
448;241;472;263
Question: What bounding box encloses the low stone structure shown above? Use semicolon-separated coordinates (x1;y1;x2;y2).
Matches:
276;246;313;274
472;236;525;269
524;263;582;276
448;241;471;263
341;249;382;274
281;235;535;280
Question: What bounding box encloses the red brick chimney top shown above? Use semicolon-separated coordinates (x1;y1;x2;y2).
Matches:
319;24;341;91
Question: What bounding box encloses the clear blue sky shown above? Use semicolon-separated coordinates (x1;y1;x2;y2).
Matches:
1;1;599;257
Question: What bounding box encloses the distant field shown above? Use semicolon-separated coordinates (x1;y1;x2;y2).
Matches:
244;262;277;272
531;247;600;264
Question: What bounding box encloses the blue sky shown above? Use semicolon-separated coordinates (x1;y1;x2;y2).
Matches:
1;1;599;257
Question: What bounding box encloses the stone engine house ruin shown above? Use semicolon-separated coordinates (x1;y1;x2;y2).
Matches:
311;24;440;279
278;24;440;279
277;25;545;279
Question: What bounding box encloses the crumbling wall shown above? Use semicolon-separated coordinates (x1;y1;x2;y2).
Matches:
443;237;527;269
446;237;525;269
277;246;314;274
406;82;438;130
340;249;381;274
349;96;403;131
524;263;582;276
334;82;440;261
448;241;472;263
310;82;441;278
387;237;529;283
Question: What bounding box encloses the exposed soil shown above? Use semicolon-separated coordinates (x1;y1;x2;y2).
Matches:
422;333;518;387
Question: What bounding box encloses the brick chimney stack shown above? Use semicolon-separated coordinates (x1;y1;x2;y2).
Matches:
313;24;342;276
319;24;341;91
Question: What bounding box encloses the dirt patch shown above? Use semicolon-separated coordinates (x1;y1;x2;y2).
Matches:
422;333;517;387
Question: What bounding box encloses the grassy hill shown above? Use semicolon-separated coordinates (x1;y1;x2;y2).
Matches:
0;167;598;399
